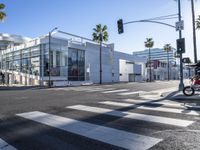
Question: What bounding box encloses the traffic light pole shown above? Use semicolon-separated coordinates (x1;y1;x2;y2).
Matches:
178;0;184;91
118;10;184;90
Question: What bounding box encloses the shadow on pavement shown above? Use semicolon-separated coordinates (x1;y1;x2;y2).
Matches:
0;85;45;91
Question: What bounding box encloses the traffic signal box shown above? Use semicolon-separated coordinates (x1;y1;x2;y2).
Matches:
176;38;185;54
117;19;124;34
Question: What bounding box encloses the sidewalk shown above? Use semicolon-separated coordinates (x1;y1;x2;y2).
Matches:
161;89;200;108
0;84;42;90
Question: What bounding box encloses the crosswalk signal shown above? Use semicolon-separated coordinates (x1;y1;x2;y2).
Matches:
117;19;124;34
176;38;185;54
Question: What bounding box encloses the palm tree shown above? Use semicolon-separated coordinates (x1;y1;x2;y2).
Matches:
164;44;172;81
196;15;200;29
144;38;154;82
190;0;198;64
0;3;6;21
92;24;108;84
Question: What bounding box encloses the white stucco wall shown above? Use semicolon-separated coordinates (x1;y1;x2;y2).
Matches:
85;42;114;83
114;51;146;82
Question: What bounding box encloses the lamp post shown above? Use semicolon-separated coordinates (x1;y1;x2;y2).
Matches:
48;27;58;87
178;0;184;91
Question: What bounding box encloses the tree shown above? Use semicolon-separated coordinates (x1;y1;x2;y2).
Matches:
0;3;6;21
92;24;108;84
196;15;200;29
144;38;154;82
164;44;172;81
190;0;198;64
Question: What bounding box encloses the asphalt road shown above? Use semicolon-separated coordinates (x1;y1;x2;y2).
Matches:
0;80;200;150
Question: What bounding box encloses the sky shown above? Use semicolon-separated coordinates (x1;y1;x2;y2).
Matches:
1;0;200;62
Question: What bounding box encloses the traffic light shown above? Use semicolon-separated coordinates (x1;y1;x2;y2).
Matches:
117;19;124;34
176;38;185;54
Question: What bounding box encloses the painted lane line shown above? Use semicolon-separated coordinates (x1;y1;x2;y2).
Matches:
123;99;186;109
118;91;146;96
101;89;129;94
99;101;200;116
67;105;194;127
16;111;162;150
0;138;17;150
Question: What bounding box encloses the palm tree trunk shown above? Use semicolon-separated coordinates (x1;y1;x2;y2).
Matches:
100;42;102;84
167;51;170;81
149;48;151;82
191;0;198;64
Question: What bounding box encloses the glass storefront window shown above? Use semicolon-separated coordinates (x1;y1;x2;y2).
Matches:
44;54;49;76
43;43;68;77
22;49;30;58
13;60;21;71
21;58;29;73
31;46;40;57
68;48;85;81
30;57;40;76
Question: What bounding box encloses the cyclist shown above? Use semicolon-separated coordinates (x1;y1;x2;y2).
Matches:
192;70;200;85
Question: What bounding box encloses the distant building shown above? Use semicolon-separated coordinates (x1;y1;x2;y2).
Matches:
133;48;175;62
133;48;179;80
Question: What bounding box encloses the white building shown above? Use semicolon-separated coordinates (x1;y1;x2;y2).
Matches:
0;32;146;86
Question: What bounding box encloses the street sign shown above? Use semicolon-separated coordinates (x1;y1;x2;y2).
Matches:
182;57;191;63
175;20;184;31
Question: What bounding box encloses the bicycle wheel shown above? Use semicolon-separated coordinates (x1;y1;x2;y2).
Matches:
183;86;195;96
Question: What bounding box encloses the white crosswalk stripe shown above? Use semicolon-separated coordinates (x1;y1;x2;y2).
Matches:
84;88;116;92
0;138;17;150
99;101;200;116
117;91;146;96
101;89;129;94
123;99;186;109
67;105;194;127
16;111;162;150
47;87;151;96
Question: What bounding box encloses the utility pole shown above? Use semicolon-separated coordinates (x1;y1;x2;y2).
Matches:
178;0;184;91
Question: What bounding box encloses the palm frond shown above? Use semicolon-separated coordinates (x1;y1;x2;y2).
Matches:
196;15;200;29
163;44;172;52
0;11;6;21
144;38;154;48
0;3;5;10
102;25;107;32
96;24;102;32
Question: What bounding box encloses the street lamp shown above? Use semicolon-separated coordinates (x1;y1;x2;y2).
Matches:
48;27;58;87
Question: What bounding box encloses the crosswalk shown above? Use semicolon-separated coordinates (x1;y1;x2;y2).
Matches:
46;86;178;100
2;94;200;150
